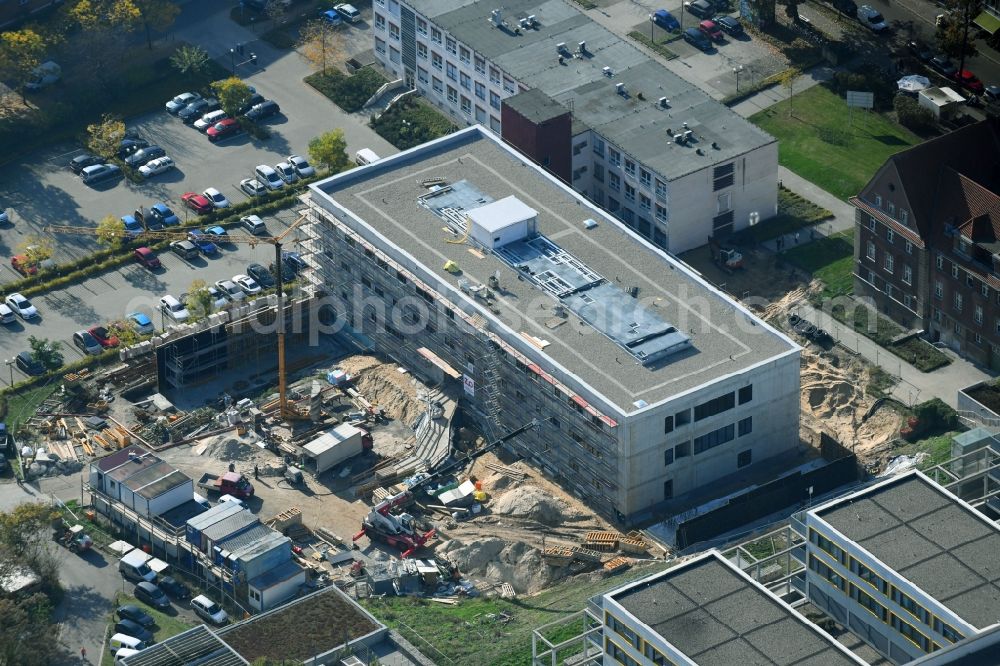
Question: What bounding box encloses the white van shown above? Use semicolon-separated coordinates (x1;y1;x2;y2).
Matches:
254;164;284;191
115;648;140;664
191;594;229;625
119;549;156;583
159;295;190;324
355;148;380;166
194;109;227;132
110;633;147;654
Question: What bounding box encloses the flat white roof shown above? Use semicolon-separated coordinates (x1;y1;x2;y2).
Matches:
466;195;537;232
303;423;363;455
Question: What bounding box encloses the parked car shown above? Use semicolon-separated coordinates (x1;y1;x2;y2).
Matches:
117;138;149;159
159;295;189;324
149;202;179;227
170;240;199;260
88;325;119;348
121;214;143;236
255;164;284;190
166;92;200;114
206;286;229;310
133;247;161;269
82;164;122;186
985;85;1000;103
188;230;219;256
116;605;155;628
5;293;37;320
321;9;343;26
157;576;190;600
0;304;12;325
241;215;267;235
202;188;231;209
929;55;958;78
652;8;680;30
207;118;242;142
275;161;298;184
682;26;713;51
684;0;714;18
138;156;175;178
73;330;103;355
832;0;857;15
245;101;280;121
233;274;262;295
114;619;154;644
953;69;984;94
179;98;219;123
11;255;38;276
194;110;227;132
69;153;102;174
272;251;307;276
127;312;155;335
16;351;45;376
240;178;268;197
182;192;213;214
190;595;228;625
215;280;245;301
715;15;743;36
134;581;171;610
907;40;933;62
334;3;361;22
857;4;888;32
288;154;315;178
247;263;276;289
237;93;265;116
204;226;228;242
698;19;724;41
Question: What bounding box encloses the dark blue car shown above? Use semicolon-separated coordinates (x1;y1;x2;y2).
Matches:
187;230;219;256
653;9;680;31
149;202;179;227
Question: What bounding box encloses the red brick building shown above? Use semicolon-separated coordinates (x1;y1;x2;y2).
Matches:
851;118;1000;369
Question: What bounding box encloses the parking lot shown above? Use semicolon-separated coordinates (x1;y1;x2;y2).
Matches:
0;0;394;386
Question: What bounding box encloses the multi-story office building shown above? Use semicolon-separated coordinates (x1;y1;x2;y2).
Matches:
850;118;1000;369
371;0;778;253
795;470;1000;664
302;126;800;521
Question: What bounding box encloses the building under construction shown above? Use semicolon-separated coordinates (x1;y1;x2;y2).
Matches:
301;127;801;522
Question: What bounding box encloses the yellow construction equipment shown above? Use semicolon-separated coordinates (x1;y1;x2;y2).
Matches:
46;214;309;421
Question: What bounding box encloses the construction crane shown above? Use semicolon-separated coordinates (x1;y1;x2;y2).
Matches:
353;418;540;557
45;214;309;420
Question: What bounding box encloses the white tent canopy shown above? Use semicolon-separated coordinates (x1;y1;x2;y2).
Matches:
898;75;931;92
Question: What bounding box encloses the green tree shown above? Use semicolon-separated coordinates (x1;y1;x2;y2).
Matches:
298;19;343;74
135;0;180;49
95;214;126;247
170;44;211;76
937;0;983;75
186;279;215;321
17;236;53;264
308;128;350;173
69;0;140;30
27;336;63;371
109;320;141;345
211;76;253;119
265;0;286;26
0;30;47;103
0;503;57;555
86;113;126;160
70;0;141;91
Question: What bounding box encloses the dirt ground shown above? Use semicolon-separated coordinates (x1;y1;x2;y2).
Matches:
678;244;807;303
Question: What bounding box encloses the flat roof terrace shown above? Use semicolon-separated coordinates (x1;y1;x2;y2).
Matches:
818;472;1000;630
309;129;795;414
610;553;863;665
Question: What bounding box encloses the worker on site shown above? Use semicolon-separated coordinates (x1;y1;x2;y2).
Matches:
253;464;259;479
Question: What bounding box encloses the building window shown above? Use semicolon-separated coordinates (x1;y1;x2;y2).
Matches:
593;137;605;157
459;46;470;63
639;169;651;188
474;81;485;100
489;115;499;132
623;159;636;178
954;293;962;312
693;423;735;454
983;283;990;297
431;28;442;44
738;417;752;436
713;163;735;191
389;46;400;64
868;216;876;231
460;96;471;115
639;194;651;211
893;615;929;651
975;305;983;325
608;197;619;212
608;148;621;167
474;55;485;74
664;449;674;466
664;415;674;434
432;77;443;94
695;392;735;421
445;37;456;54
812;529;845;564
663;479;673;500
853;559;887;594
874;194;882;208
737;385;752;404
901;264;912;285
375;37;386;55
460;72;471;90
737;449;752;468
868;270;875;285
416;41;428;60
389;22;400;40
655;179;667;201
624;183;635;202
718;192;732;213
593;164;604;183
573;140;587;155
446;62;457;81
608;173;620;192
374;13;386;29
934;618;964;644
934;281;942;299
675;441;690;458
431;52;442;70
416;16;427;34
447;85;458;104
952;264;959;279
886;228;894;243
936;255;943;270
905;240;912;254
503;77;516;94
489;66;500;85
810;555;846;591
884;254;894;274
866;241;876;260
675;409;691;426
655;204;667;222
489;91;501;110
900;209;908;224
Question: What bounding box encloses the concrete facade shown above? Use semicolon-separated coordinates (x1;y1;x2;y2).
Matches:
371;0;778;253
303;126;799;521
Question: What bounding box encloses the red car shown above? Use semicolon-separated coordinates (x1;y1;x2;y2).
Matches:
11;255;37;276
953;69;984;94
698;19;724;42
133;247;161;269
207;118;242;142
88;325;120;348
182;192;213;214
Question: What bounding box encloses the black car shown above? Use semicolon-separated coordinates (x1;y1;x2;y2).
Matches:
134;581;171;610
238;93;265;115
832;0;857;15
15;351;45;376
115;619;154;643
158;575;190;600
715;15;743;36
124;146;166;169
907;40;933;62
117;138;149;159
116;605;155;628
179;98;220;123
245;100;280;121
69;153;102;174
683;26;713;51
929;55;957;77
246;263;276;289
685;0;714;18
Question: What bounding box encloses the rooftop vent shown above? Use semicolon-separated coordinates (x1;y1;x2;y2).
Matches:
658;96;669;108
491;8;502;26
603;66;613;77
615;82;625;95
528;14;537;26
712;141;719;150
556;42;567;53
696;148;704;155
684;130;693;141
682;121;689;129
666;127;673;136
583;218;597;229
519;17;529;29
578;41;586;53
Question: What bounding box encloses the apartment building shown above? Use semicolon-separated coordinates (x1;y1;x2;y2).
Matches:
850;117;1000;369
371;0;778;254
302;126;799;521
794;470;1000;664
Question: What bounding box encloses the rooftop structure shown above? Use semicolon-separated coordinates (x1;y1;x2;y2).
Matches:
120;625;247;666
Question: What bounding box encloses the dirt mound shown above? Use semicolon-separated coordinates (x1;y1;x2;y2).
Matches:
203;436;259;462
337;355;421;426
490;485;582;526
439;538;562;594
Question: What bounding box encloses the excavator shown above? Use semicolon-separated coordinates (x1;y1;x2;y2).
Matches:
708;235;744;274
353;418;540;557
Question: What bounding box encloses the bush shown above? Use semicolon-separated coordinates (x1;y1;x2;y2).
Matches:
304;68;388;113
372;97;457;151
893;94;936;132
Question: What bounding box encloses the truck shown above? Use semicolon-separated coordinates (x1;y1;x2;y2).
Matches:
198;471;255;499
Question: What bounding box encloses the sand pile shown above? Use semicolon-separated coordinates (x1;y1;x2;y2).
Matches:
203;436;260;462
490;485;583;526
438;538;562;594
337;355;421;426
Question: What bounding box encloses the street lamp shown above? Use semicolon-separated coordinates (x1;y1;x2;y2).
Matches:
250;17;256;33
733;65;744;93
230;48;236;75
5;359;13;387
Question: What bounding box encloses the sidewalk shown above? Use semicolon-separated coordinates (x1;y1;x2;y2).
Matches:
794;302;992;408
729;63;836;118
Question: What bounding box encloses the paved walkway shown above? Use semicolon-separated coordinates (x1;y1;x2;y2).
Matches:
794;302;992;408
729;63;836;118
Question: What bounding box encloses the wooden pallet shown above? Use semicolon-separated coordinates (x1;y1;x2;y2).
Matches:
543;546;574;565
484;462;525;482
603;556;632;575
499;583;516;599
584;531;619;551
619;537;647;555
570;546;604;563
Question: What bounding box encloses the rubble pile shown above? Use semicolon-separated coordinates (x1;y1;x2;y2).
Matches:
490;485;584;527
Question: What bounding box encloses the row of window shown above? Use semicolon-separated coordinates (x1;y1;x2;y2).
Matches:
933;279;987;324
936;254;994;301
866;215;914;253
869;196;910;226
596;142;669;203
606;613;676;666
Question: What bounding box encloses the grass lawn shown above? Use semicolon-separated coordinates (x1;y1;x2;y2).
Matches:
751;85;921;201
885;431;962;471
2;382;58;432
362;562;669;665
372;97;458;151
101;594;196;665
783;228;855;297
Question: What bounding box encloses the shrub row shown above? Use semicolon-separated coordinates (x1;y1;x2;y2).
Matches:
304;68;389;113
